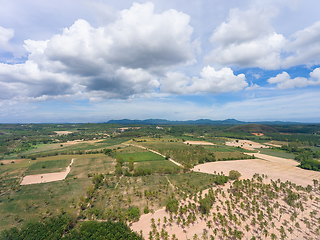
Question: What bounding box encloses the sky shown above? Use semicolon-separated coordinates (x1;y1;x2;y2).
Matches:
1;0;320;123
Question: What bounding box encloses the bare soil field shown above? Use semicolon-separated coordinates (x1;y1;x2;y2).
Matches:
132;178;320;240
192;157;319;187
264;142;282;148
20;159;73;185
226;140;269;151
0;159;24;165
183;141;215;146
54;131;74;135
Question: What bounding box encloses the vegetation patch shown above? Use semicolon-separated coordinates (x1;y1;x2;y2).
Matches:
26;158;70;175
114;152;165;162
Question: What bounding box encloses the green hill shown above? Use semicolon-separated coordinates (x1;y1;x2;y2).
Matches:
225;124;278;134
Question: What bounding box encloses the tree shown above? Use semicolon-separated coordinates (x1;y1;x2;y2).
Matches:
115;164;123;176
129;156;134;172
199;197;212;214
116;155;124;167
229;170;242;180
165;197;179;213
206;220;212;234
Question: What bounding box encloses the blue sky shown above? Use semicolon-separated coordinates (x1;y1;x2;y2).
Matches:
1;0;320;123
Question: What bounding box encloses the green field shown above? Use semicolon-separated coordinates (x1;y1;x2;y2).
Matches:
115;151;164;162
22;137;132;157
26;159;70;175
258;148;296;159
0;177;92;231
135;159;178;171
167;172;216;194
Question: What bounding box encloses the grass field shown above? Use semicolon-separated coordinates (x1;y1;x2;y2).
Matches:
167;172;215;194
26;159;70;175
0;153;116;231
258;148;296;159
135;159;178;171
0;177;92;231
22;137;132;156
0;159;30;178
115;152;165;162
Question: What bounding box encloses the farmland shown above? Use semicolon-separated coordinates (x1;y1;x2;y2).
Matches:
1;122;320;239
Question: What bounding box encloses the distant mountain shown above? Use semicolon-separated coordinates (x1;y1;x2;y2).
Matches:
105;118;303;126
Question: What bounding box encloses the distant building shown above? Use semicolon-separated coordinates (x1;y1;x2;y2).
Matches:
156;126;163;130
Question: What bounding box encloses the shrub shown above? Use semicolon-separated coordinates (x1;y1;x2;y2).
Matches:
199;197;212;214
229;170;241;180
165;197;179;213
214;174;229;185
143;205;150;214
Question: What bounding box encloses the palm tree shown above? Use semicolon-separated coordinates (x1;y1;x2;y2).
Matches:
163;216;167;228
206;220;213;235
270;233;276;240
202;229;208;240
148;231;153;240
245;224;250;240
263;229;268;240
287;227;293;240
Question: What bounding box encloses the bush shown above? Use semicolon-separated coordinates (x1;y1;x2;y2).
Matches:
228;170;241;180
214;174;229;185
199;197;212;214
144;205;149;214
165;197;179;213
127;206;140;222
133;168;152;177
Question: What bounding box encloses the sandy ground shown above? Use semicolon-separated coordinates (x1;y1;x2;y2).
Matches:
264;143;282;148
0;159;24;165
183;141;215;146
192;155;320;187
131;139;320;239
131;206;214;239
54;131;74;135
131;180;320;240
226;140;269;151
20;158;74;185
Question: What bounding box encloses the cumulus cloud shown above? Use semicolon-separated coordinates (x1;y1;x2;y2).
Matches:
205;7;286;70
267;68;320;89
0;2;196;101
283;21;320;68
205;7;320;70
0;26;14;51
161;66;248;94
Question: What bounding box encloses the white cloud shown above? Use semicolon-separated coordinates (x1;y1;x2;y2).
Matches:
205;7;286;70
0;26;14;51
161;66;248;94
283;21;320;68
205;6;320;70
0;2;196;101
267;68;320;89
245;83;260;91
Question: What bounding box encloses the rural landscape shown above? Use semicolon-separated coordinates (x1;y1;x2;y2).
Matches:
2;0;320;239
1;121;320;239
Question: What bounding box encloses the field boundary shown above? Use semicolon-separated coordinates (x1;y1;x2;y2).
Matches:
20;158;74;185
